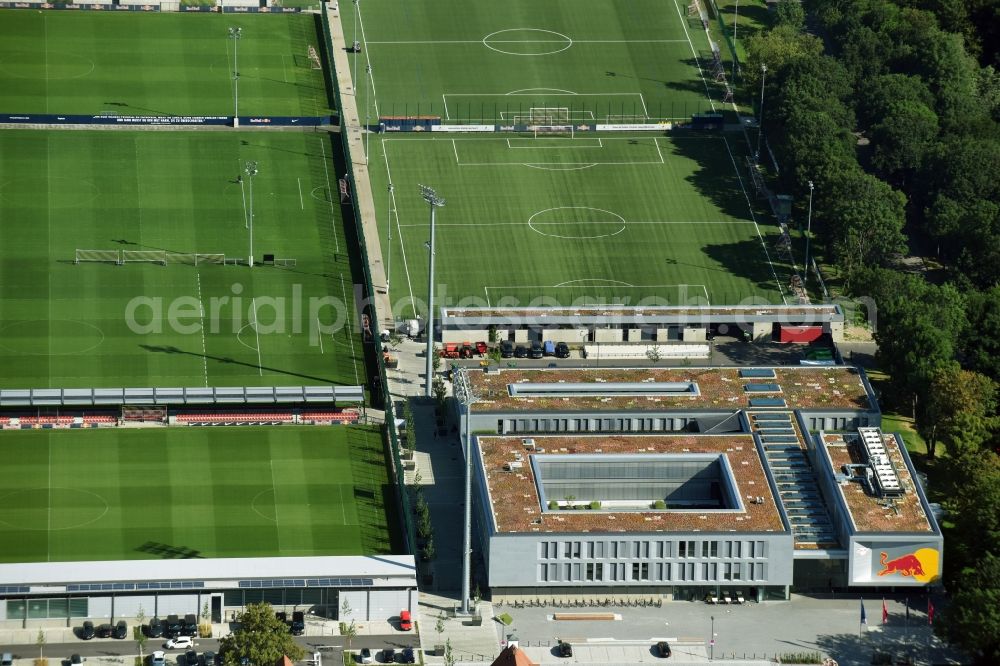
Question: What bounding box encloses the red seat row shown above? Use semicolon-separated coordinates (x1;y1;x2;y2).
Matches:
175;412;296;423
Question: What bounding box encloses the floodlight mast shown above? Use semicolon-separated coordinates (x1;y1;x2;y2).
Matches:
386;183;394;287
454;370;478;617
420;185;444;398
245;161;258;267
804;180;814;288
756;63;767;161
229;27;242;127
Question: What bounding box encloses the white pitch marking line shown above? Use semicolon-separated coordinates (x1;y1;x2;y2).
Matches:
395;220;753;228
269;459;282;534
722;135;785;303
366;39;689;45
381;139;415;308
317;317;325;355
355;2;381;119
318;138;340;254
296;177;304;210
442;93;450;120
452;138;460;164
196;272;208;386
653;136;665;163
484;287;491;307
281;54;290;83
47;438;51;558
251;296;263;376
672;0;716;112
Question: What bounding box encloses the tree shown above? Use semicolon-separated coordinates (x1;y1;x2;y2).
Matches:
868;100;939;181
918;365;998;457
773;0;805;29
822;169;907;277
134;606;147;661
937;550;1000;664
340;599;357;650
444;639;455;666
962;286;1000;379
432;376;448;408
645;346;662;365
944;452;1000;580
219;602;305;666
36;628;46;663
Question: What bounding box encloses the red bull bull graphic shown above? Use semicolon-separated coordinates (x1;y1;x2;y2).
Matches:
875;547;939;583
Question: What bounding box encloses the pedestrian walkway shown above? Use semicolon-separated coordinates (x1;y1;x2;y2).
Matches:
323;4;392;331
418;593;500;664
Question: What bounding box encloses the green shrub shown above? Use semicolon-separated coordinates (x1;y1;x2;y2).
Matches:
653;500;666;509
548;500;558;510
589;501;601;510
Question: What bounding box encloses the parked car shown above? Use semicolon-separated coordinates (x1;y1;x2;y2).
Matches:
165;616;182;638
200;652;216;666
96;624;113;639
70;656;83;666
655;641;672;658
147;620;164;638
529;341;543;359
400;648;415;664
514;345;528;358
358;648;373;664
113;621;128;639
2;654;13;666
557;641;573;658
150;653;166;666
184;650;198;666
183;615;198;636
165;636;193;650
398;609;412;631
499;340;514;358
555;342;570;358
381;649;395;663
290;611;304;636
80;622;95;640
275;611;287;625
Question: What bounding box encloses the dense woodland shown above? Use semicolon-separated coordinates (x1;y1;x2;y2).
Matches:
743;1;1000;661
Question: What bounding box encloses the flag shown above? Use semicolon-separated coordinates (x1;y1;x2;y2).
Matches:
928;598;935;625
882;598;888;625
861;598;867;625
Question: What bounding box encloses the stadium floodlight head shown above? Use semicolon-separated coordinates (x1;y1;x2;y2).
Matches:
244;161;258;177
420;184;445;208
420;184;444;398
229;27;243;127
244;161;259;267
228;26;242;39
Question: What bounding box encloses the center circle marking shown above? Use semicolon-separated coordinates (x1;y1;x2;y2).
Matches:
528;207;627;239
0;488;109;531
0;319;105;356
0;177;100;208
0;51;95;80
482;29;573;56
251;489;277;522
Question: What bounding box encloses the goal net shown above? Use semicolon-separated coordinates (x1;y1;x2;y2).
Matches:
514;107;570;126
307;45;323;70
533;125;574;138
122;250;167;265
75;249;121;265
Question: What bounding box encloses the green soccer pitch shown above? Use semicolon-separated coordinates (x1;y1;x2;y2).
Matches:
344;0;720;124
0;426;394;564
370;133;786;310
0;129;363;389
0;10;331;117
345;0;787;309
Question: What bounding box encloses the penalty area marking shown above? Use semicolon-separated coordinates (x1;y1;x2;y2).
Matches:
442;91;647;120
484;283;710;307
506;138;603;149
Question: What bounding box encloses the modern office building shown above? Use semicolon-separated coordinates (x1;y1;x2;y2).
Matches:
454;366;942;601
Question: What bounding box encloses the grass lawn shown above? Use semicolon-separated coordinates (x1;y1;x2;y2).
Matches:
0;10;332;116
346;0;723;125
0;426;394;563
371;132;786;311
0;129;363;389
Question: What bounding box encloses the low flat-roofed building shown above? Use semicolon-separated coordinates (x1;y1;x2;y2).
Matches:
455;366;941;602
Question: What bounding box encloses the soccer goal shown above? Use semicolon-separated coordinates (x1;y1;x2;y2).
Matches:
534;125;575;139
75;249;122;265
307;45;323;70
514;107;571;126
122;250;167;265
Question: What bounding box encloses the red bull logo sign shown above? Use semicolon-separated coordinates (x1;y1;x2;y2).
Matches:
876;548;939;583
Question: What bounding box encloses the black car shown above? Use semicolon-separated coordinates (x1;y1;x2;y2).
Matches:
71;655;83;665
184;650;198;666
400;648;415;664
275;611;287;625
381;648;395;663
655;641;672;658
96;624;113;639
147;620;164;638
529;341;544;359
200;652;216;666
499;340;514;358
81;621;95;640
514;345;528;358
555;342;570;358
290;611;305;636
557;641;572;658
113;621;128;639
184;615;198;636
166;616;182;638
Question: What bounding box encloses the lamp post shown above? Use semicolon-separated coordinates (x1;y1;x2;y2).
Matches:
228;27;242;127
386;183;394;288
352;0;359;95
454;370;478;617
245;161;258;267
365;64;372;161
804;180;814;288
756;63;767;162
710;615;715;661
420;185;444;398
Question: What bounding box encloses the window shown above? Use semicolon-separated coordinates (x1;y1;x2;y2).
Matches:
683;541;695;558
549;564;558;581
700;541;708;558
733;563;742;580
663;541;672;558
632;562;649;580
631;541;640;558
642;541;651;558
723;563;732;581
587;542;595;558
572;563;581;580
586;563;603;581
540;565;548;582
747;563;754;580
572;542;582;559
595;541;605;558
723;541;732;558
756;541;766;558
710;541;719;558
678;541;686;558
733;541;742;558
663;562;671;580
709;562;718;580
618;541;627;558
540;543;549;559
